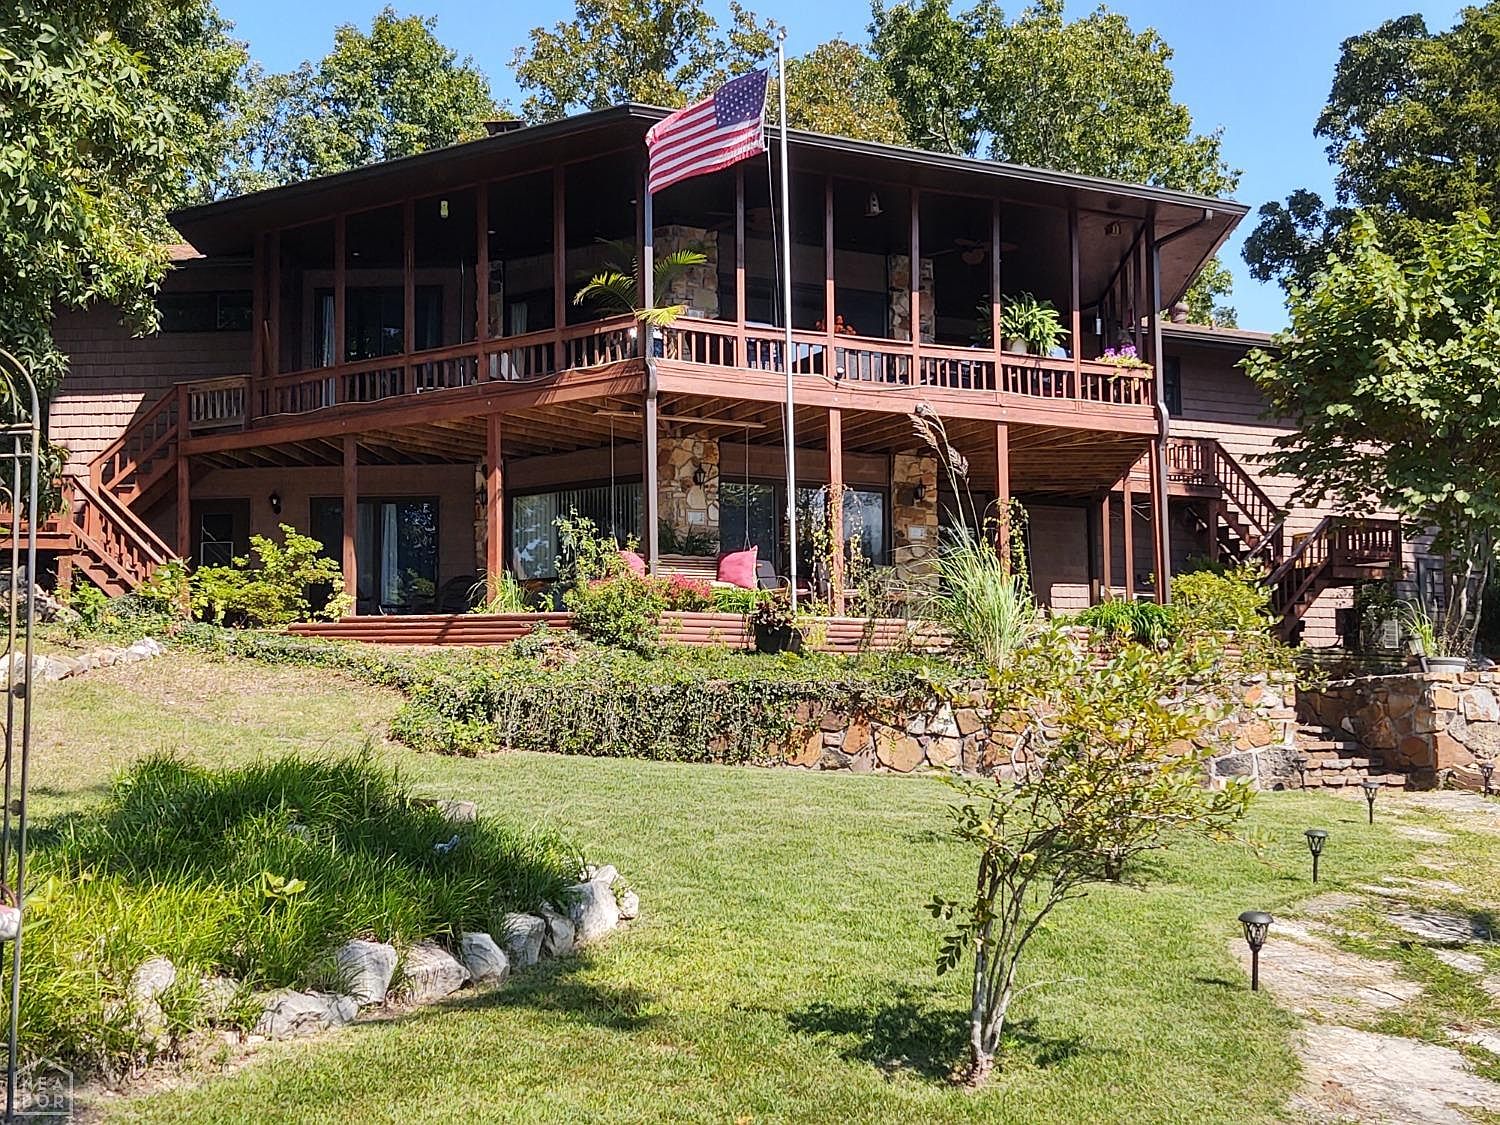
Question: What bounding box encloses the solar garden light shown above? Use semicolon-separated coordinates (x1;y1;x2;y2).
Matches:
1360;778;1380;825
1291;753;1309;790
1304;828;1328;883
1238;910;1273;991
1481;760;1495;797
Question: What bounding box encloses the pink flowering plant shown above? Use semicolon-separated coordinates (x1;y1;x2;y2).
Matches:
1097;344;1150;369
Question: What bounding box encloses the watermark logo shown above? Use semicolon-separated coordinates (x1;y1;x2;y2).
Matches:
14;1058;73;1120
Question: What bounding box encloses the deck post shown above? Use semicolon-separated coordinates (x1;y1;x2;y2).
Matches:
267;230;281;382
643;384;659;574
1146;208;1171;603
1068;202;1082;389
994;421;1011;569
175;450;190;562
334;214;347;372
486;414;504;593
1147;442;1168;603
735;167;747;364
552;166;566;370
909;187;921;379
824;178;836;375
402;200;415;392
827;406;844;614
342;435;358;608
1122;472;1135;599
990;199;1002;376
476;185;490;348
1206;497;1222;563
1098;491;1112;601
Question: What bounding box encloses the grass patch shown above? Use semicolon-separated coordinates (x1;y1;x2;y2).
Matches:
14;751;579;1075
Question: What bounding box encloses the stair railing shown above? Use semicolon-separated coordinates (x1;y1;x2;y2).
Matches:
1208;441;1284;559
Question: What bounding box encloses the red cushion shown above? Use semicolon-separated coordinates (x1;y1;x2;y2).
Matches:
619;549;647;576
717;547;758;589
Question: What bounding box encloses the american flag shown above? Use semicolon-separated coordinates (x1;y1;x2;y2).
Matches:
646;70;769;195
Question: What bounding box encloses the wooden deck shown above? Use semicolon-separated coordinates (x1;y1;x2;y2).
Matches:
288;610;941;652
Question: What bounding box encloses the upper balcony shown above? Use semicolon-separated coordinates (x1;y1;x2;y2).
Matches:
168;105;1245;444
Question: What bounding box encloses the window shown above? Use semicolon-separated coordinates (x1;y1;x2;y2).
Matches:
310;497;440;613
311;285;444;363
1163;355;1183;417
159;291;252;333
720;481;888;576
510;483;642;580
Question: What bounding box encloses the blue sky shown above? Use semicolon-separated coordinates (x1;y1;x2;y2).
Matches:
220;0;1462;332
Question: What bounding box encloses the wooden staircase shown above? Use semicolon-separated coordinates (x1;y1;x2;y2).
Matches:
1266;516;1402;643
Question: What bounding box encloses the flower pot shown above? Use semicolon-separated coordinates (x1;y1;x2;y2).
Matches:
753;623;802;655
1424;655;1469;674
1003;338;1031;355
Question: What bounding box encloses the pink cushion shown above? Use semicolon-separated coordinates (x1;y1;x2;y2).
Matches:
619;549;647;576
717;547;758;589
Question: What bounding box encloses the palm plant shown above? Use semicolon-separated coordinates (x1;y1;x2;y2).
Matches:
572;239;710;328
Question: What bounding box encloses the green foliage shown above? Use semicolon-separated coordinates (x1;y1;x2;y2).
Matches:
573;242;710;327
0;0;245;398
15;751;578;1073
1245;6;1500;290
229;6;499;188
999;292;1068;354
1243;210;1500;653
136;560;193;619
928;621;1253;1082
657;521;717;556
191;524;349;628
566;572;666;653
1075;599;1175;646
1172;565;1275;635
469;572;531;614
512;0;775;121
927;528;1037;667
770;38;908;144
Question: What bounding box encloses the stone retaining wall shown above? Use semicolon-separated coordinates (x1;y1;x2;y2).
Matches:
1300;670;1499;790
780;673;1299;789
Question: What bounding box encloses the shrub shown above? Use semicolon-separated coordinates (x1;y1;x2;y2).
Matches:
711;585;760;615
1075;600;1179;646
927;529;1036;666
135;559;192;619
1170;564;1274;635
16;751;579;1074
191;525;350;628
661;574;713;612
469;571;530;614
565;572;666;653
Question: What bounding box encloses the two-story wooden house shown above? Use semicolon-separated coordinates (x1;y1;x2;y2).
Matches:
41;105;1413;645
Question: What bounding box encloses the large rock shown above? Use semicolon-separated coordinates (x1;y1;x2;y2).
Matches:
458;932;510;986
499;913;545;969
128;956;177;1043
334;939;398;1005
568;881;619;945
538;907;576;958
616;889;640;921
255;990;358;1039
875;729;924;773
402;941;470;1003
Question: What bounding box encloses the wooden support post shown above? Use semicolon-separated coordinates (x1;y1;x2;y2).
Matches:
1068;202;1082;386
333;214;347;369
342;435;358;607
991;199;1003;382
175;451;191;562
828;406;844;614
402;199;415;391
1146;209;1171;603
1148;438;1169;604
267;230;281;380
475;185;489;346
909;188;921;378
643;387;659;574
250;233;265;382
486;414;504;591
552;166;566;369
1099;491;1113;600
1206;497;1222;563
824;177;836;376
1122;473;1135;599
995;421;1011;567
735;167;747;364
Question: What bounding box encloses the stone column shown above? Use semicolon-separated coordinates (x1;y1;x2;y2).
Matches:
658;436;720;550
892;453;938;588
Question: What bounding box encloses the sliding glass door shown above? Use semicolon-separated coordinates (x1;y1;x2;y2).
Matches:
311;497;440;613
720;481;888;578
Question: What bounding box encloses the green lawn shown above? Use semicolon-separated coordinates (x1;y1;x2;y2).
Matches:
27;650;1475;1123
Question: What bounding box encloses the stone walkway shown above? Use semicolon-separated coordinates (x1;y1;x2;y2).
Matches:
1233;792;1500;1124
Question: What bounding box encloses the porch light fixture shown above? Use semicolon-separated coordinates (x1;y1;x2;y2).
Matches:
269;490;282;515
1104;220;1123;238
1304;828;1328;883
865;191;882;218
1238;910;1272;991
439;199;450;220
1360;778;1380;824
913;481;926;502
1480;760;1494;796
1291;753;1308;789
692;466;709;487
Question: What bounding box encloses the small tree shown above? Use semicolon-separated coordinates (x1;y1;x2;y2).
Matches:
572;241;710;328
1243;210;1500;655
929;625;1252;1086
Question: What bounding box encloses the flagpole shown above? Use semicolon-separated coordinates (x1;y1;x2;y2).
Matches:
776;29;798;611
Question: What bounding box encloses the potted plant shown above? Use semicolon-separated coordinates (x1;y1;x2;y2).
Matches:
1000;293;1068;356
750;589;801;654
1098;344;1151;369
1401;602;1469;672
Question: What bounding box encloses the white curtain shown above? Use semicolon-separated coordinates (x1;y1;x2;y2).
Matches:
380;503;400;606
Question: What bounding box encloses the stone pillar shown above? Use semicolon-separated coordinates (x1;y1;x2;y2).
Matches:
892;453;938;587
654;225;719;319
887;254;934;342
658;436;720;550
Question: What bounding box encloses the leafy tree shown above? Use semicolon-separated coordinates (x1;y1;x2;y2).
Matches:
1245;5;1500;290
0;0;246;398
1242;211;1500;654
930;622;1251;1086
772;39;908;144
233;7;500;188
871;0;1238;320
512;0;776;121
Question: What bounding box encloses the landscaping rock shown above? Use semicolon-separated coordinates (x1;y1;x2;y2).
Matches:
334;939;398;1005
437;799;477;823
568;881;619;945
538;907;576;958
617;889;640;921
583;863;618;887
198;976;240;1021
1385;907;1492;945
874;729;924;773
255;990;358;1039
458;932;510;986
402;941;470;1003
499;913;545;969
129;956;177;1007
